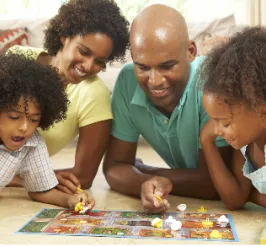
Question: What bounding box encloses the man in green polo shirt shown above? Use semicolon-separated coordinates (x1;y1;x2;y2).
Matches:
103;4;233;213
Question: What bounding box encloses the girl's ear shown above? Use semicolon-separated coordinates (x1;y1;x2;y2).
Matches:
60;37;66;45
259;105;266;125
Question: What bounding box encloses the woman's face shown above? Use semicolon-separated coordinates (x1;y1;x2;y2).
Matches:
56;33;113;84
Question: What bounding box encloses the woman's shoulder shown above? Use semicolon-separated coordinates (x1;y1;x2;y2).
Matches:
67;76;110;99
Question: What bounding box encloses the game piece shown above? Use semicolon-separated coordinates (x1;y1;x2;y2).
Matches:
79;206;90;214
165;216;175;224
218;215;229;223
197;206;207;213
210;230;222;239
151;217;163;228
76;187;83;193
177;204;187;212
74;202;83;212
202;218;213;227
170;220;182;231
154;194;162;203
17;209;239;242
258;223;266;244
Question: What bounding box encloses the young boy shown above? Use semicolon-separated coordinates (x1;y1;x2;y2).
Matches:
0;53;94;209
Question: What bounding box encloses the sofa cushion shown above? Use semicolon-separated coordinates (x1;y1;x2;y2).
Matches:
0;27;28;52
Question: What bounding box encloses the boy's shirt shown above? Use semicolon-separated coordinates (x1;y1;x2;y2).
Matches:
0;131;58;192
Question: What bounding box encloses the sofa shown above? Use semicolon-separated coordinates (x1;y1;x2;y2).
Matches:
0;14;245;93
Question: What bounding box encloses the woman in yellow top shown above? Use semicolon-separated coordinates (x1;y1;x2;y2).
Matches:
9;0;129;193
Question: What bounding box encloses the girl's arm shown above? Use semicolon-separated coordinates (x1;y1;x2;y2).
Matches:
200;120;252;210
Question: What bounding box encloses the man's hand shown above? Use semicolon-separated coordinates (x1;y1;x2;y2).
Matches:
55;171;81;194
141;176;173;213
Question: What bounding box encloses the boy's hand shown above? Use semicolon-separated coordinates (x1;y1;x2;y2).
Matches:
141;176;172;213
56;171;81;195
68;191;95;210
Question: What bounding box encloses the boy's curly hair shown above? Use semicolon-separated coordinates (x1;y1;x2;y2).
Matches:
199;26;266;109
0;53;68;130
44;0;129;63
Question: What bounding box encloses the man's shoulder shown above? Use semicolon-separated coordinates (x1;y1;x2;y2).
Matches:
114;63;138;97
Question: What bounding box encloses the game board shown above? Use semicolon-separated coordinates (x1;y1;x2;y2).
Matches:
17;209;238;242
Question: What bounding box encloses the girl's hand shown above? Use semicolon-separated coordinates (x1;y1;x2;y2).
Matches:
200;119;220;145
68;191;95;210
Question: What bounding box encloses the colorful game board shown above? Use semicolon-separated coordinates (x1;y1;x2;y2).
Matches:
17;209;238;242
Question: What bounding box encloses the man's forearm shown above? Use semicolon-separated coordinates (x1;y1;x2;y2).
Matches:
135;164;219;199
104;163;153;198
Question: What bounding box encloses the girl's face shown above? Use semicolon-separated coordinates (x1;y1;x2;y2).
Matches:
54;33;113;84
202;92;266;149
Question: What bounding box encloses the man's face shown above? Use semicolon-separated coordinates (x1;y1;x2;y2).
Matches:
0;97;41;151
131;32;196;114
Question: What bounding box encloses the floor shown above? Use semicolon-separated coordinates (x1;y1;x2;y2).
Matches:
0;139;266;244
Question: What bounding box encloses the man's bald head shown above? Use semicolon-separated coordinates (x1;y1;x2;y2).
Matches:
130;4;189;50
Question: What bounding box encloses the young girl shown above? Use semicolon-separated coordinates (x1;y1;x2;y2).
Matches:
0;53;94;209
199;27;266;210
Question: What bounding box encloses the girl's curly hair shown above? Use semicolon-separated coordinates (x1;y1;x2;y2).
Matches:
44;0;129;63
0;53;69;130
198;26;266;109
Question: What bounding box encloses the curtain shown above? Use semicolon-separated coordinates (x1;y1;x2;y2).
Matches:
246;0;266;26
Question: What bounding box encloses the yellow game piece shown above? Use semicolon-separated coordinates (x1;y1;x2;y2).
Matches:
76;187;83;193
154;194;162;203
151;217;163;228
74;202;83;212
210;230;222;239
202;218;213;228
197;205;207;213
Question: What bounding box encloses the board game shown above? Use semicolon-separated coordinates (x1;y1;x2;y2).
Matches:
17;209;238;242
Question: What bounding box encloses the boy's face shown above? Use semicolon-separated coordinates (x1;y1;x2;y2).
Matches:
202;93;265;150
0;97;41;151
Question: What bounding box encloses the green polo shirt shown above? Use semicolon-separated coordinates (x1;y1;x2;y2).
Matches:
111;56;227;169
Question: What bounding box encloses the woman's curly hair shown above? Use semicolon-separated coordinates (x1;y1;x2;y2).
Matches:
198;26;266;110
0;53;69;130
44;0;129;63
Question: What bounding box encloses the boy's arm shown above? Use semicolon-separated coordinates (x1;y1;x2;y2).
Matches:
29;188;71;207
28;189;94;209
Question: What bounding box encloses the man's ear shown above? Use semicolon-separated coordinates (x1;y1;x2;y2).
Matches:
187;40;197;62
